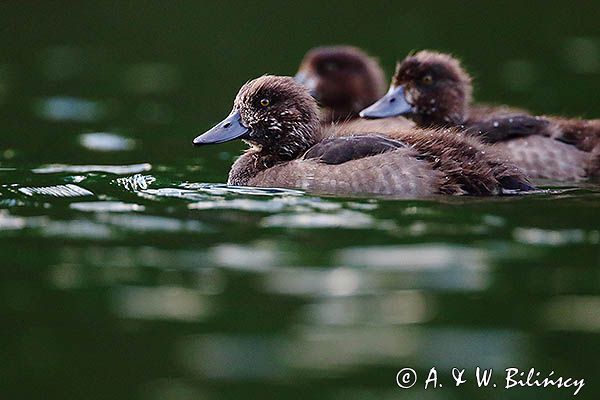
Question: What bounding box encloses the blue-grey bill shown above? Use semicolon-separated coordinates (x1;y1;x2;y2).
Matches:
359;85;413;119
193;110;249;145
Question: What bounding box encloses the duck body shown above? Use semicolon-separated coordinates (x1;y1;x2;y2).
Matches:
228;138;443;196
360;50;600;181
463;107;597;180
494;136;590;181
468;114;600;181
192;75;532;197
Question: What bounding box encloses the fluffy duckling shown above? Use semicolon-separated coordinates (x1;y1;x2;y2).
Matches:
295;46;387;123
295;46;414;133
360;50;600;180
193;75;532;196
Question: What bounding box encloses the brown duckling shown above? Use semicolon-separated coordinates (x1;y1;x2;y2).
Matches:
360;50;600;180
193;75;532;196
295;46;386;123
295;46;413;133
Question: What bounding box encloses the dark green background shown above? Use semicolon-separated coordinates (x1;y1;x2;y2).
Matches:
1;1;599;399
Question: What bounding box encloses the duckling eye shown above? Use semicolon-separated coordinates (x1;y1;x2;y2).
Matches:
422;75;433;85
320;62;339;74
260;98;270;107
324;62;337;71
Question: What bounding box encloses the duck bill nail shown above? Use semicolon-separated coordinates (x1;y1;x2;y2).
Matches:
294;72;318;98
359;85;413;118
193;110;249;146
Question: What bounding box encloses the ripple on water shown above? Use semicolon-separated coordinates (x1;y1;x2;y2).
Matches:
138;188;210;202
543;295;600;332
18;184;94;198
38;219;114;240
335;245;490;291
0;210;26;230
115;174;156;191
33;163;151;175
513;227;600;245
181;183;305;197
261;210;382;229
96;213;206;233
111;286;211;322
70;201;145;212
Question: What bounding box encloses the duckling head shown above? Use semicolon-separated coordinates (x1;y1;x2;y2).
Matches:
295;46;386;122
361;50;472;126
193;75;320;160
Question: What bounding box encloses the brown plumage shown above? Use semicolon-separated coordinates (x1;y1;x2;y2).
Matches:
361;50;600;180
295;45;414;132
547;117;600;152
324;117;416;138
193;75;532;197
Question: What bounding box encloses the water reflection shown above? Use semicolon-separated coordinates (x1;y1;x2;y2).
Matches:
514;227;600;245
136;101;173;124
262;210;382;229
563;37;600;74
0;210;26;229
32;163;152;175
543;296;600;332
501;59;536;92
79;132;136;152
35;96;107;122
41;45;86;81
1;166;599;399
18;183;93;198
123;63;181;94
0;63;9;104
70;201;144;212
112;285;212;321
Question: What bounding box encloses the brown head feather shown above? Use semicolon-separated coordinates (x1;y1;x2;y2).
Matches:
297;46;387;123
393;50;473;125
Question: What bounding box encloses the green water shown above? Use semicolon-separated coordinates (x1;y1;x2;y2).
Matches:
1;2;599;399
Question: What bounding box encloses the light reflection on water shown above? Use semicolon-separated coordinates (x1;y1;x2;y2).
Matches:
1;164;599;399
79;132;136;152
35;96;108;122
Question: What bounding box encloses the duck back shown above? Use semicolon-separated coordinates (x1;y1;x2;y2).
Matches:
548;117;600;152
325;117;415;138
246;148;443;197
229;130;531;196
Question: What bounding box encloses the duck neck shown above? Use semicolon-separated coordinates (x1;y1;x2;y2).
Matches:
416;110;466;128
228;126;320;186
321;107;359;124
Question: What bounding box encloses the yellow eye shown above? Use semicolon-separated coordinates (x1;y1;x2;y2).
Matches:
422;75;433;85
260;98;270;107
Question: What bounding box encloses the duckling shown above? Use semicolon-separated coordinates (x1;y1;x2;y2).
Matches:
360;50;600;180
295;46;386;123
361;50;600;181
295;46;414;134
193;75;532;196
